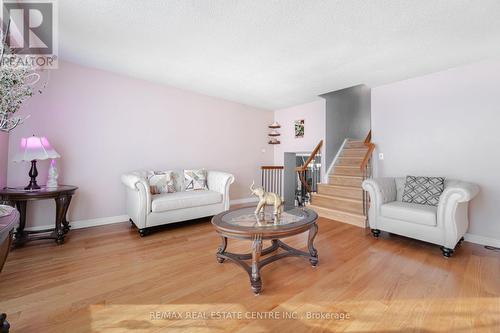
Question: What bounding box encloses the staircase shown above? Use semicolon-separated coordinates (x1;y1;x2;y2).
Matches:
308;136;374;228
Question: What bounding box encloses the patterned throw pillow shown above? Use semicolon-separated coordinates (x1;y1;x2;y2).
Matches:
184;169;208;191
148;171;176;194
402;176;445;206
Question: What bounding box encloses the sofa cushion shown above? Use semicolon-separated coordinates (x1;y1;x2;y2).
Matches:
402;175;445;206
380;201;437;226
151;190;222;213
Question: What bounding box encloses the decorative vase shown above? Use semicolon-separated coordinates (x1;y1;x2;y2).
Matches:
46;159;59;188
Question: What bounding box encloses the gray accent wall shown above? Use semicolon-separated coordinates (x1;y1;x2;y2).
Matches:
321;84;371;169
283;152;298;209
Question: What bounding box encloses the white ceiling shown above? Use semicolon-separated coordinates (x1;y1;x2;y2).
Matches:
59;0;500;110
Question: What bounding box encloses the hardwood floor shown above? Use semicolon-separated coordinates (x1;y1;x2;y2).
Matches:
0;216;499;332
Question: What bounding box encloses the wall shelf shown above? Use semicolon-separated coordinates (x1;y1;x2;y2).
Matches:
268;121;281;129
268;122;281;144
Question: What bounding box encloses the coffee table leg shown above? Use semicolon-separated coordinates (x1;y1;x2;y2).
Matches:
250;234;263;294
216;236;227;263
308;223;319;266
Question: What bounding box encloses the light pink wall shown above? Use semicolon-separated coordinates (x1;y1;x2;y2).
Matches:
8;61;273;226
0;132;8;188
372;58;500;242
273;99;326;166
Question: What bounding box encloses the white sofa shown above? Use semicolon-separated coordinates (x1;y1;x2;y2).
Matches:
121;170;234;236
362;177;479;257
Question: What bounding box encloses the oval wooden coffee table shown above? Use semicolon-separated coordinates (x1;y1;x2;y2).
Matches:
211;206;318;294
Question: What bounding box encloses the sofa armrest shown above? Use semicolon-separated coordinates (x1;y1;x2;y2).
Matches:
362;178;397;228
440;181;480;204
438;181;479;248
362;178;397;206
121;171;152;227
207;171;235;210
122;173;147;190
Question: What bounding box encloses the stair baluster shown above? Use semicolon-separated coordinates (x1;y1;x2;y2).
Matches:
260;166;284;198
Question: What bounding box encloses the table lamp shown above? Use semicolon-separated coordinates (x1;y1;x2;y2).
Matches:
13;136;60;190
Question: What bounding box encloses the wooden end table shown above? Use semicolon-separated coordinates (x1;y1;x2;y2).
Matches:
211;206;318;294
0;186;78;246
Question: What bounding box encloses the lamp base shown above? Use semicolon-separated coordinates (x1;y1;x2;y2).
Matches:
25;160;40;191
24;183;41;191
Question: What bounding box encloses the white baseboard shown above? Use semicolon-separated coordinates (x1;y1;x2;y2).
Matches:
230;197;258;205
464;233;500;248
25;214;129;232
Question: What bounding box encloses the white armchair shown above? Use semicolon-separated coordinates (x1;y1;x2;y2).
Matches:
122;170;234;236
362;177;479;257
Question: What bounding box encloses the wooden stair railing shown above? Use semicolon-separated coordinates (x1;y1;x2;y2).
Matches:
360;131;375;172
261;166;284;198
360;131;375;217
295;140;323;204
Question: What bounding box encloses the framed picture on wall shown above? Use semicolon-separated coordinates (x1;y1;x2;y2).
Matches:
294;119;304;138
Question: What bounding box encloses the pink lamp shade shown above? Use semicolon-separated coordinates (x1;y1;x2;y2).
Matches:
13;136;60;162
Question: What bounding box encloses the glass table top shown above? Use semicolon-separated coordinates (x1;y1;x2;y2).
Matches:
0;185;77;194
214;206;317;230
